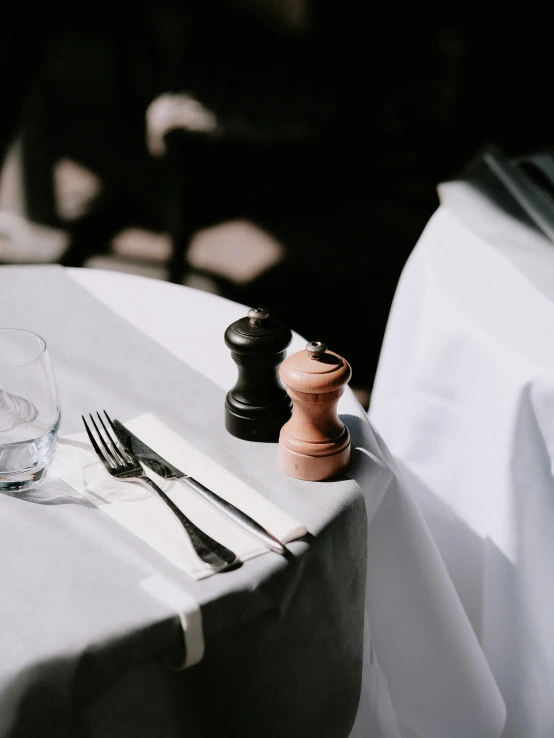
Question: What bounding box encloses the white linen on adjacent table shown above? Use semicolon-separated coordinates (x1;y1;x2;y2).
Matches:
370;205;554;737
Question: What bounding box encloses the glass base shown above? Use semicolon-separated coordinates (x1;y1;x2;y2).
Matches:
0;466;48;492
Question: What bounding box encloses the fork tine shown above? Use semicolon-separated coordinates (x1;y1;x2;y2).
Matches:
82;415;112;470
95;411;128;466
89;413;120;467
103;410;134;463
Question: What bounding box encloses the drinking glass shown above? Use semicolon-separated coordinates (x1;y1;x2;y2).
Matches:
0;329;61;491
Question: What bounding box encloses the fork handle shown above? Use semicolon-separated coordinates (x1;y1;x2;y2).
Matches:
136;475;239;570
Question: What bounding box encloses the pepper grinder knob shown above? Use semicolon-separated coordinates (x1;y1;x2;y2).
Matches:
247;307;270;324
279;341;352;480
224;307;292;442
305;340;327;359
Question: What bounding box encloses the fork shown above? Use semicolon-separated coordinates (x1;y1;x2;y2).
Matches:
82;411;240;572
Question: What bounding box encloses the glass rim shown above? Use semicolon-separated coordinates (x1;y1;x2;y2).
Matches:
0;328;48;368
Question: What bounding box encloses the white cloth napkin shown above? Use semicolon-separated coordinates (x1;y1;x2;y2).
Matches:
50;413;307;580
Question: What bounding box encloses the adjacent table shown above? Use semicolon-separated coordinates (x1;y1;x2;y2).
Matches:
370;157;554;738
1;265;505;738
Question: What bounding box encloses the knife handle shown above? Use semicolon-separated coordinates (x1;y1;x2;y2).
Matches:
181;476;287;555
136;475;239;570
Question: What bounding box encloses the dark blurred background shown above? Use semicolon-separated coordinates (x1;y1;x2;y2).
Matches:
1;4;553;407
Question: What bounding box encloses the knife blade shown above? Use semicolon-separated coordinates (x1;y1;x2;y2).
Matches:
112;419;287;556
483;143;554;243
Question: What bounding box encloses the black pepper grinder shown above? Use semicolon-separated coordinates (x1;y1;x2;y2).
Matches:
224;307;292;441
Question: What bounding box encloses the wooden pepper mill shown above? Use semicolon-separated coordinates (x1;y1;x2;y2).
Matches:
224;307;292;442
279;341;352;481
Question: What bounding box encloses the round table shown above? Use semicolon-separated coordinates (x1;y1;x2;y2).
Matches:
0;265;505;738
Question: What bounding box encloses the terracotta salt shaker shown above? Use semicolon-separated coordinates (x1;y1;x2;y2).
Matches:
279;341;352;481
224;307;292;442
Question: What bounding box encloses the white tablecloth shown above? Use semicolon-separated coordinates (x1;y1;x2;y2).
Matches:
369;188;554;737
68;267;505;737
0;265;506;737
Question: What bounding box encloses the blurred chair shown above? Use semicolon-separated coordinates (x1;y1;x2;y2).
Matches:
8;13;166;267
6;0;461;398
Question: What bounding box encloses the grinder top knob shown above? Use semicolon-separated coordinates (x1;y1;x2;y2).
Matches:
224;307;291;356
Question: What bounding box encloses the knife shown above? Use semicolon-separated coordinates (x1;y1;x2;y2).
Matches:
112;419;287;556
483;143;554;243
